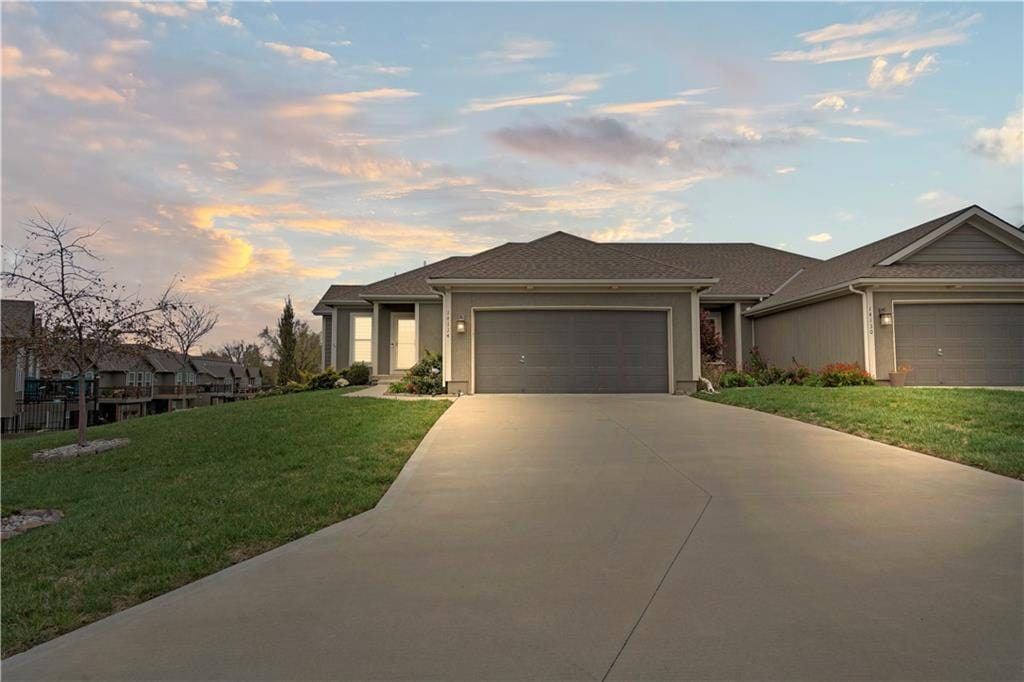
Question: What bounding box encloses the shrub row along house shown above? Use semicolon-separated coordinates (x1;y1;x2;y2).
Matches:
314;205;1023;393
1;301;262;432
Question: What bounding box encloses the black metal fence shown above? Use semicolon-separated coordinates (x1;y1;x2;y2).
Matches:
2;395;99;436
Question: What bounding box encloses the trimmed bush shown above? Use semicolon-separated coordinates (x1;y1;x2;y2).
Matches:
388;351;444;395
306;369;343;390
720;371;758;388
341;363;371;386
816;362;875;387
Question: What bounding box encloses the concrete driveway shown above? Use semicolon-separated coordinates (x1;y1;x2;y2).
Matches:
5;395;1022;680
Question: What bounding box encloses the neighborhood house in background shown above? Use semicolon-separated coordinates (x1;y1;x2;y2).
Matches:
0;305;263;434
315;205;1024;394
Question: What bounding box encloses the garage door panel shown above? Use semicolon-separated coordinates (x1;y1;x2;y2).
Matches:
475;309;669;393
894;303;1023;386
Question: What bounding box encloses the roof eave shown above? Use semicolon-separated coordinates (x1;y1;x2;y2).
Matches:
426;277;719;287
745;276;1024;317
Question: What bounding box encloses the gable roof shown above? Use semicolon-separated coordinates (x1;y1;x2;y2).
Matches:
145;348;191;373
314;285;370;314
429;231;715;282
191;356;233;378
360;243;525;297
94;347;156;372
747;205;1024;314
612;243;819;296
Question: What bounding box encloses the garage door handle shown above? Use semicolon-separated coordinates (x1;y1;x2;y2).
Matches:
937;348;943;357
519;355;525;364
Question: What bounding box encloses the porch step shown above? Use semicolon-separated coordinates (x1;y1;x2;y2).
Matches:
373;374;405;384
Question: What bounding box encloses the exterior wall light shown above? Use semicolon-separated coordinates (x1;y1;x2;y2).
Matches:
455;316;467;334
879;309;893;326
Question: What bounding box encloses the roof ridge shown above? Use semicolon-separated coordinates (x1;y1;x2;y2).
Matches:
597;241;712;279
434;240;533;278
618;241;822;262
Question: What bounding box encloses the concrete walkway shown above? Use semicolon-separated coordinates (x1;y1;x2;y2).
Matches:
4;395;1021;680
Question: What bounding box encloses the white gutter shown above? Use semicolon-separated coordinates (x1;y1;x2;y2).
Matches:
848;284;875;375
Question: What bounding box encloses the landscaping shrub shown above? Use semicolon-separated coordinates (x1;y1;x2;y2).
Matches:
780;365;814;386
388;351;445;395
341;362;371;386
816;362;875;387
306;369;343;390
700;310;724;361
720;371;758;388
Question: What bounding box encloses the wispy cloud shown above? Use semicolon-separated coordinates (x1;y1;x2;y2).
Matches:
593;98;692;116
263;42;335;64
480;37;554;63
772;12;980;63
806;232;832;242
797;10;917;44
464;73;603;112
492;117;664;165
775;166;797;174
591;214;686;242
273;88;418;118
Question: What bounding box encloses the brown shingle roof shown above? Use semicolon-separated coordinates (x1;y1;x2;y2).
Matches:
1;299;35;338
430;232;714;281
748;206;1024;313
313;285;370;314
612;243;819;296
358;243;525;297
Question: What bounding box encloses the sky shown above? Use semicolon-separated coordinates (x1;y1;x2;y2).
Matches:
2;2;1022;348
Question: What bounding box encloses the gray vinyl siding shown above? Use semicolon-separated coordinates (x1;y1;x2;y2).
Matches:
719;306;738;367
330;304;371;371
740;307;754;370
752;294;864;369
448;290;698;394
903;224;1024;263
873;290;1024;376
418;303;442;358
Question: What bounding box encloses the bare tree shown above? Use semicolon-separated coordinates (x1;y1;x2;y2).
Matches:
1;212;174;446
203;340;263;367
159;302;219;386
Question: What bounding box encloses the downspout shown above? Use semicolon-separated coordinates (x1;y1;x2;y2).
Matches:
848;284;874;375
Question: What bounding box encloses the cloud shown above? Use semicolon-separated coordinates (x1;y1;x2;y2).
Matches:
248;179;290;196
916;189;966;211
2;46;51;79
797;10;918;44
775;166;797;174
813;94;847;111
480;37;554;63
492;117;664;165
967;107;1022;164
464;73;604;112
806;232;833;242
105;9;142;29
294;151;423;180
43;80;127;103
105;39;151;53
831;136;867;144
133;2;207;19
839;118;896;129
593;98;692;116
263;42;335;64
273;88;418;118
867;54;936;89
217;14;243;29
772;13;979;63
590;214;686;242
677;87;717;96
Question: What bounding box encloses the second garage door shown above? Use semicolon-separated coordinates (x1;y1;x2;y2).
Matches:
894;303;1024;386
474;309;669;393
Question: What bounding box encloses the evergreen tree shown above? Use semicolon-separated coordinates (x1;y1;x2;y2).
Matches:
276;297;298;384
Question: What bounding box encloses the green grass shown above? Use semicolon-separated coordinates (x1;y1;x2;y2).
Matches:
696;386;1024;479
1;389;450;657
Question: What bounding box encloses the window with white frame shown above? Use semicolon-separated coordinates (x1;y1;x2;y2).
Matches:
144;372;152;386
350;313;373;365
127;371;136;386
175;371;183;385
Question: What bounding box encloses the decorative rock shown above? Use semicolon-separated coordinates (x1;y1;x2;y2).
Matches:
1;509;63;540
31;438;131;462
334;377;350;388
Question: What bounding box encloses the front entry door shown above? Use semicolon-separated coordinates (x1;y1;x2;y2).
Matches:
390;313;417;372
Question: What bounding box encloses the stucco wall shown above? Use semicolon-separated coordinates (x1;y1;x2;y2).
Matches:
873;289;1024;376
751;294;864;369
447;290;698;394
418;303;442;358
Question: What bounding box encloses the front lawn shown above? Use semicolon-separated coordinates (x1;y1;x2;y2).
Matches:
696;386;1024;479
1;390;450;657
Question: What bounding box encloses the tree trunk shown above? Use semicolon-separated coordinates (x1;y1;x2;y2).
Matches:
77;374;87;447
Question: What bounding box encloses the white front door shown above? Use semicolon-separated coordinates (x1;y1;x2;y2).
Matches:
391;313;417;372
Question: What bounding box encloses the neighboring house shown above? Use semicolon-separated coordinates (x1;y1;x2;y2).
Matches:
92;347;156;422
314;205;1024;392
1;299;39;430
146;349;197;413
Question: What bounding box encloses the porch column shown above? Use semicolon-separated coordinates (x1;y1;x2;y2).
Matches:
734;303;743;371
371;302;379;373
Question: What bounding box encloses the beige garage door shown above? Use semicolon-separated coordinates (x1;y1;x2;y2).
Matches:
894;303;1023;386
